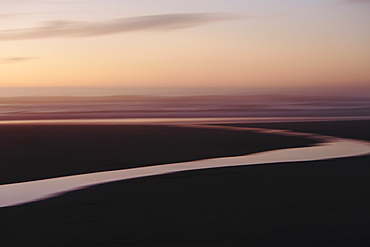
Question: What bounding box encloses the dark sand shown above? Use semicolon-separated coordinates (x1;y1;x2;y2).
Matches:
0;121;369;246
220;120;370;141
0;124;316;185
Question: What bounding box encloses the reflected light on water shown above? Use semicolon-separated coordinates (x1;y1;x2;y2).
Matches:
1;125;370;208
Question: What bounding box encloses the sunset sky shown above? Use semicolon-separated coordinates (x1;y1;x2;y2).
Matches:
1;0;369;87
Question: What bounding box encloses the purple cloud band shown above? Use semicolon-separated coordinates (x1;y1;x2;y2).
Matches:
0;13;238;41
1;57;38;64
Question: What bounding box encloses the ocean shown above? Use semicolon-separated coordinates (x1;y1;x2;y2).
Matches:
0;87;369;121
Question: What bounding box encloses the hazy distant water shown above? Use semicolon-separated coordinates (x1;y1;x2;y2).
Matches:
1;87;369;120
1;87;370;97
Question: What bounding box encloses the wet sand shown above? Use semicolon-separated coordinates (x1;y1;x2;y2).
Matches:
220;120;370;141
0;124;316;185
0;120;369;246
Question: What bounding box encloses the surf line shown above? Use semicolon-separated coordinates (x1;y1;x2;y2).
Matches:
1;125;370;208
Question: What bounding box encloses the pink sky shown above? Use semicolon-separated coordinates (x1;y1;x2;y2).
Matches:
1;0;369;87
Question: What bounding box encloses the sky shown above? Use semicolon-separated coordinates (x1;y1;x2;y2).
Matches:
0;0;369;88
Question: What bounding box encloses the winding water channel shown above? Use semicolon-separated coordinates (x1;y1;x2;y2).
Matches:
1;124;370;208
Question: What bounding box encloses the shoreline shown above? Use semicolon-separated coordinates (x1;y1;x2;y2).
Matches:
2;124;369;208
0;123;318;185
1;116;370;125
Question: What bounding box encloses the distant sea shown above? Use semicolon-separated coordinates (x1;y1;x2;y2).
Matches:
1;87;369;121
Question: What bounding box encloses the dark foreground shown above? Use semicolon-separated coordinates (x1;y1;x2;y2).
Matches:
0;121;369;246
0;124;315;185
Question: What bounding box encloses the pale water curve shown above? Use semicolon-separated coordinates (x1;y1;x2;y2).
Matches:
1;125;370;208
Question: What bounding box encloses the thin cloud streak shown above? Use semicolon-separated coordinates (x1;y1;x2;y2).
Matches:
0;14;21;19
0;13;239;41
0;11;89;20
343;0;370;3
0;57;39;64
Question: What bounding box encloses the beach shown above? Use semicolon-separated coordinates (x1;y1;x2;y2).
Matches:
0;120;369;246
0;123;317;185
2;0;369;244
